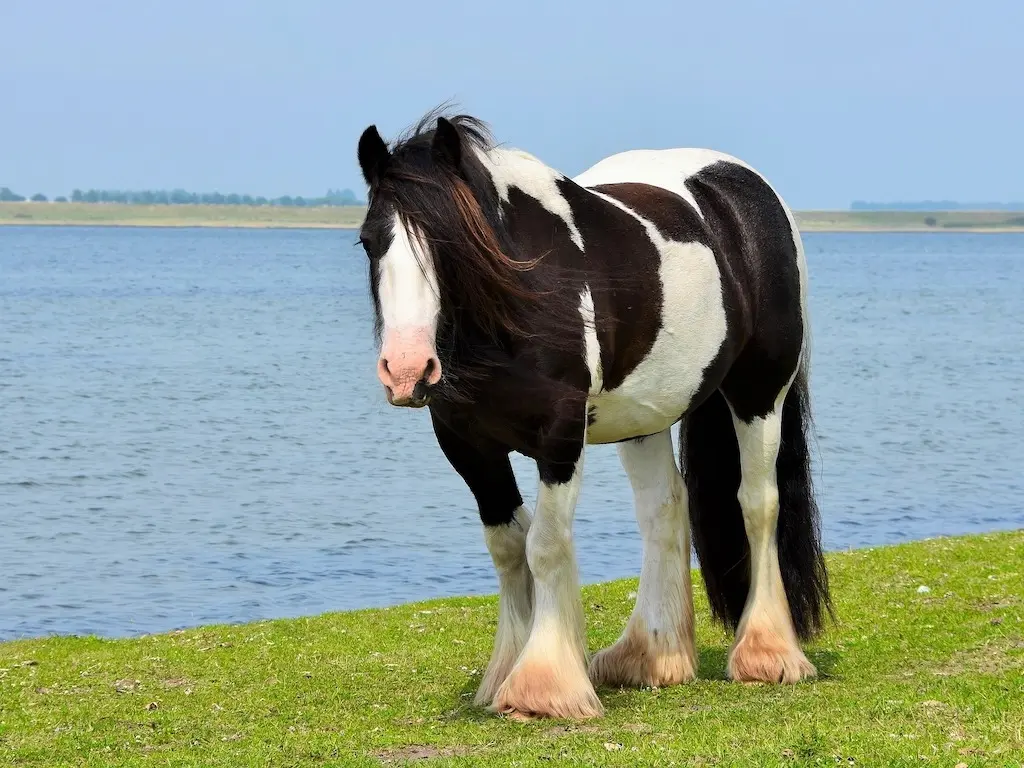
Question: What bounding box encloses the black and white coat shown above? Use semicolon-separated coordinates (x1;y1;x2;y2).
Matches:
356;113;830;720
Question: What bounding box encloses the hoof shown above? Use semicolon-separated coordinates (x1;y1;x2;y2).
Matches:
492;658;604;720
589;624;697;689
727;628;816;684
474;648;518;707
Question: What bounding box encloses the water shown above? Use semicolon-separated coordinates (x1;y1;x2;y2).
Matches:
2;226;1022;641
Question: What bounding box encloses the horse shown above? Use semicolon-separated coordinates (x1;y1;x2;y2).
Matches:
354;109;831;720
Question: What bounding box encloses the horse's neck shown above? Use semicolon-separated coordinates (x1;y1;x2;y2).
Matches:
474;146;586;251
476;146;565;192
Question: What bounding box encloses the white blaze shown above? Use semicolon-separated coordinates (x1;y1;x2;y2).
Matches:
378;213;440;336
375;213;443;402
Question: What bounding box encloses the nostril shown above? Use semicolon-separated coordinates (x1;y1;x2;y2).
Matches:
423;357;437;380
377;357;392;384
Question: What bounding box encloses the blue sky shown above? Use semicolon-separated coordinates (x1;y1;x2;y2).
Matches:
2;0;1021;208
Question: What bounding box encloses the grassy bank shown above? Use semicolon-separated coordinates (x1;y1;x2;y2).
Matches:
0;202;365;229
794;210;1024;232
3;202;1024;232
1;531;1022;767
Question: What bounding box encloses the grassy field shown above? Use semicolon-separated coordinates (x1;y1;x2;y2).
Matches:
0;202;365;229
3;202;1024;232
1;531;1021;766
793;210;1024;232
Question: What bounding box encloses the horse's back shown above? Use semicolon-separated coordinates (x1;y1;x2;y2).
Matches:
574;145;805;325
573;148;762;212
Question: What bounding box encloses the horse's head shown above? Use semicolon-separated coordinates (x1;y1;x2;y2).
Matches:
356;111;540;409
355;119;461;407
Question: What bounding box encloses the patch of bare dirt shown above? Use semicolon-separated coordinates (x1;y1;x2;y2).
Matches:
544;724;603;738
932;636;1024;676
974;596;1018;611
375;745;471;763
620;722;654;733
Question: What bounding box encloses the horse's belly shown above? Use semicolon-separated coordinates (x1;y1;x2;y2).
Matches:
585;389;684;444
584;342;718;444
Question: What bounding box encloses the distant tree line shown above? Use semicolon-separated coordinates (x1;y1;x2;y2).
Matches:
852;200;1024;211
0;186;364;207
1;187;28;202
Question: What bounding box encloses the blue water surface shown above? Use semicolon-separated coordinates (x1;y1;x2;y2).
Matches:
1;226;1022;640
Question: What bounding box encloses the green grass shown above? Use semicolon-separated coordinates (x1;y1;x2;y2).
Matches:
4;202;1024;232
1;531;1022;767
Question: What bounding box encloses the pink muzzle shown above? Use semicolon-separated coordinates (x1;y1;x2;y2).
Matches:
377;328;442;407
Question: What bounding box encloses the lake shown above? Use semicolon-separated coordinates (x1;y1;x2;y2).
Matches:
2;226;1022;641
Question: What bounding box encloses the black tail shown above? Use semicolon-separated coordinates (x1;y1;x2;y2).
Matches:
682;362;832;641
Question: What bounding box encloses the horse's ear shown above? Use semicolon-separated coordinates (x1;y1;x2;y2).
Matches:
358;125;390;186
431;117;462;170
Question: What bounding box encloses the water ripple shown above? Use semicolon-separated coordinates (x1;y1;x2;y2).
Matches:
1;227;1022;641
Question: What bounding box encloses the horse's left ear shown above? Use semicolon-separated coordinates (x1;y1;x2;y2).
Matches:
358;125;390;187
431;117;462;170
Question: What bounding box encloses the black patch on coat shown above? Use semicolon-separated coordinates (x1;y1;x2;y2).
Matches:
684;161;804;422
554;178;664;393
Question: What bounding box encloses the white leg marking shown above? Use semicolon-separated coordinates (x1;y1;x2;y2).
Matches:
589;429;697;688
493;449;603;719
475;506;535;706
726;388;816;684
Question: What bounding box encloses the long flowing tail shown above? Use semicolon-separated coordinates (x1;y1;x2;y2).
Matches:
681;361;832;640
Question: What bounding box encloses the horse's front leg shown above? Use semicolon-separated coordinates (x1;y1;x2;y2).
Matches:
493;412;603;720
428;411;534;708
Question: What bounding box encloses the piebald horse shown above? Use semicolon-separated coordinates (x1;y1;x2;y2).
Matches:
356;110;831;720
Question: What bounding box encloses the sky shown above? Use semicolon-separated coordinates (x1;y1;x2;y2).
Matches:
2;0;1022;209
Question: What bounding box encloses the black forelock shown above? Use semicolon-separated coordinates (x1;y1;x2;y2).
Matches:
360;105;499;239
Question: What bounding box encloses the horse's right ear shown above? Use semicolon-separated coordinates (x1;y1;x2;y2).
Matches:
358;125;390;187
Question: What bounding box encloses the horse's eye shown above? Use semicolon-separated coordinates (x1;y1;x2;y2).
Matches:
359;236;375;257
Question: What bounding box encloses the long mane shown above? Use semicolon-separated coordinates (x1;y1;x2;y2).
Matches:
370;108;587;403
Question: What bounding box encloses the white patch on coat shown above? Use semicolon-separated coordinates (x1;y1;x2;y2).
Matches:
580;189;727;444
474;147;585;251
573;147;758;219
578;287;603;395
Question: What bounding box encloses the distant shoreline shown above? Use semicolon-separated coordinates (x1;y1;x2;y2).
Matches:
2;202;1023;233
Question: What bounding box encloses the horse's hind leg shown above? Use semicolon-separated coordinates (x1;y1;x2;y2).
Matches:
589;428;697;688
724;383;816;683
